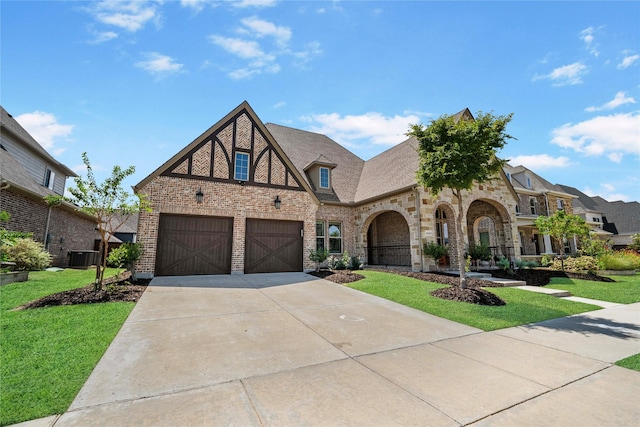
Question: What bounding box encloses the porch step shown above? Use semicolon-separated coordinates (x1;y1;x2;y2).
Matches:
515;285;571;298
481;277;527;287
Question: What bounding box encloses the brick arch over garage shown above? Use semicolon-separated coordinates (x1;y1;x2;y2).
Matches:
358;204;420;269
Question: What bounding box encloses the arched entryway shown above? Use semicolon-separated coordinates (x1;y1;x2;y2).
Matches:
366;211;411;267
466;199;514;261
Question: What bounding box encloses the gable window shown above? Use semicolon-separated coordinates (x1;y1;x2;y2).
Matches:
44;168;55;190
529;198;537;215
319;167;330;189
526;177;532;189
328;222;342;253
234;152;249;181
316;221;326;250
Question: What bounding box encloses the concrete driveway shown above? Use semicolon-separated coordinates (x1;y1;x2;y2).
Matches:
53;273;639;426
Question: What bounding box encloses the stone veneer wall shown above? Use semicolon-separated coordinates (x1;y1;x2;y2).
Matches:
0;188;97;266
136;176;318;276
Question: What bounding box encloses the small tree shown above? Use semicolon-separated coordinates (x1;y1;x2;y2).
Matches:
66;153;149;290
309;248;329;272
409;111;514;288
535;210;590;271
107;242;143;274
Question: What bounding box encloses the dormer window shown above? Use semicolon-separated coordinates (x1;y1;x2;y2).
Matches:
526;177;532;189
319;167;330;189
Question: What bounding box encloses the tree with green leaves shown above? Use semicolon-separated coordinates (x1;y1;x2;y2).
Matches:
535;210;590;271
408;111;514;289
66;152;149;290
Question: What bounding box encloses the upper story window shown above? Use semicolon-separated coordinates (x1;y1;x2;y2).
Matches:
557;199;565;210
529;198;537;215
234;152;249;181
593;217;600;223
526;177;532;189
515;204;521;215
43;168;55;190
319;167;330;189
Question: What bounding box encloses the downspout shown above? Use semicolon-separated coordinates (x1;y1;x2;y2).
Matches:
414;186;423;272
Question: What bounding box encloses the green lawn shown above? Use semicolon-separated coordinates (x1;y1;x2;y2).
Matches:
546;274;640;304
616;353;640;372
349;270;601;331
0;268;134;426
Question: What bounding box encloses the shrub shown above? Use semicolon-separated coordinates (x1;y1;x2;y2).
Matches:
598;250;640;271
579;234;612;257
328;255;346;270
1;238;52;271
350;255;363;270
423;242;447;263
309;248;329;272
496;257;511;272
0;229;33;262
107;242;143;270
540;254;554;267
550;256;598;273
628;233;640;253
468;243;491;261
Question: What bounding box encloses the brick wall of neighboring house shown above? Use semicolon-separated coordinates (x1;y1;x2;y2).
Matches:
1;188;97;266
136;176;318;276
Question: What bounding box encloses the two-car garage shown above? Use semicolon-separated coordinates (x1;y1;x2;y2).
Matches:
155;214;303;276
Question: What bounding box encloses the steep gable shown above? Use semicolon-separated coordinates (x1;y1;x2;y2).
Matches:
136;102;314;198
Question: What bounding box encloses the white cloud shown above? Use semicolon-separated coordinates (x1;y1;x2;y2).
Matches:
300;111;421;148
15;111;74;155
533;61;588;86
90;1;161;33
273;101;286;109
583;185;630;202
585;91;636;112
180;0;215;13
231;0;277;8
580;26;599;57
551;112;640;162
209;35;264;59
239;16;291;47
86;29;118;44
618;54;640;69
508;154;572;170
135;52;185;78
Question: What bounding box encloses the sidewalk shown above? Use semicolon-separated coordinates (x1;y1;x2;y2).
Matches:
10;274;640;426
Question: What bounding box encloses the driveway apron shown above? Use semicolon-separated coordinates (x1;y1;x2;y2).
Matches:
56;274;640;426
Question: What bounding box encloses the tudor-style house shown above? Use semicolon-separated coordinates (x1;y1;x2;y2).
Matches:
0;106;97;266
134;101;521;278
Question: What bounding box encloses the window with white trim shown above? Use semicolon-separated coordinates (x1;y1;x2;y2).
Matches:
557;199;565;210
319;167;330;189
529;198;537;215
44;168;55;190
234;152;249;181
316;221;326;250
328;222;342;253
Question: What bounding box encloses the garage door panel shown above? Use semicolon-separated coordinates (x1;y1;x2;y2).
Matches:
245;219;303;274
156;214;233;276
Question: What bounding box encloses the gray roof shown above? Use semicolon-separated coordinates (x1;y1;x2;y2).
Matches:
0;106;76;177
557;184;602;213
354;138;419;202
592;196;640;235
503;164;570;195
265;123;365;204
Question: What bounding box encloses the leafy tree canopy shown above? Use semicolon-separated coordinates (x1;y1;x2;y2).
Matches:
409;111;514;195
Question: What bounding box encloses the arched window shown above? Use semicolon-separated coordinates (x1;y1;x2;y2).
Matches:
435;208;449;246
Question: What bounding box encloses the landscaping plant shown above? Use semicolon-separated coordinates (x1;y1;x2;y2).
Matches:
107;242;143;273
408;110;514;289
423;241;448;269
534;210;590;271
1;238;52;271
309;248;329;272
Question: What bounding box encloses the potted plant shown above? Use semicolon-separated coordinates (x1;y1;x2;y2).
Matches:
423;242;448;271
468;243;492;268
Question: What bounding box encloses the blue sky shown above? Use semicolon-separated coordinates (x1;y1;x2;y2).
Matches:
3;0;639;201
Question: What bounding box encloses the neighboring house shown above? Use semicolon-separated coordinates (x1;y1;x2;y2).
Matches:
134;101;520;277
94;212;140;253
0;106;97;267
503;164;580;259
587;196;639;249
556;185;612;237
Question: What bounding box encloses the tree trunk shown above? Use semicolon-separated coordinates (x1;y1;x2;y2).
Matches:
454;191;468;289
95;239;103;291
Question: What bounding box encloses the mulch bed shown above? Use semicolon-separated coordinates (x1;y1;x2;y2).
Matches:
19;273;150;310
478;268;615;287
310;269;506;306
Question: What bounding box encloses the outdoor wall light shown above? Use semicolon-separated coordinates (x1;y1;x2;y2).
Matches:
274;195;282;209
196;188;204;204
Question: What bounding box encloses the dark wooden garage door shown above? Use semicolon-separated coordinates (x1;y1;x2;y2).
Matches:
245;219;303;274
155;214;233;276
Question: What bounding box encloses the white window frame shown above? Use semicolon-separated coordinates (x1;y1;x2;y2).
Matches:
44;169;55;190
557;199;565;210
316;220;326;251
234;152;249;181
319;167;330;189
328;222;342;254
529;198;537;215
